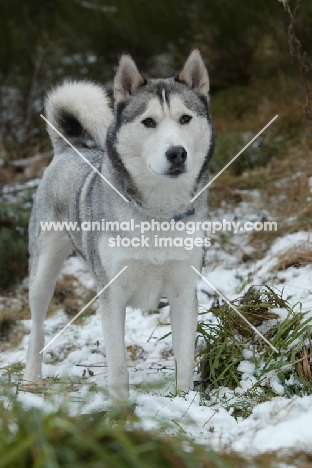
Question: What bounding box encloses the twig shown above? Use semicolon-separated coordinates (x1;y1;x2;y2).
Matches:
75;363;106;367
0;180;40;196
11;150;53;168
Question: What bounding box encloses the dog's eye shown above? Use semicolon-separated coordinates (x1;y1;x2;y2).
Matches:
142;118;156;128
179;114;192;125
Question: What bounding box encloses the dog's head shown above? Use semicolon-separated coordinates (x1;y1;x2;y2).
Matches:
109;49;214;210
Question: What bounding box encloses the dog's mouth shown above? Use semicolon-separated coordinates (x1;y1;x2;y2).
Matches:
165;168;186;178
148;164;186;178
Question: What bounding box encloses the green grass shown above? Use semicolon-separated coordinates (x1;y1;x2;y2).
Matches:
2;395;312;468
197;285;312;417
0;397;249;468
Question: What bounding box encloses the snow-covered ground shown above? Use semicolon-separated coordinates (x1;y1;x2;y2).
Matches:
1;197;312;456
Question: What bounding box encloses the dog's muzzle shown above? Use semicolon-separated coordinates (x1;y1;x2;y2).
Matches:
165;145;187;177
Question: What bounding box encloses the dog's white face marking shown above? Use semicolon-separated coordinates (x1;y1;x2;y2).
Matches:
117;95;211;180
115;91;212;213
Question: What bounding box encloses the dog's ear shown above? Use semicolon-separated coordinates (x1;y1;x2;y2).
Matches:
114;55;145;104
177;48;209;96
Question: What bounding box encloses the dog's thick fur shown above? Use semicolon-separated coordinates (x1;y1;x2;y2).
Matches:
24;49;214;402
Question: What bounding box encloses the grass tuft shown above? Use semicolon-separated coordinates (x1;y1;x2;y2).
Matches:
197;285;312;415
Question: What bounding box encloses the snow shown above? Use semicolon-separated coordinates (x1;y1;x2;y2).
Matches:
237;360;255;375
226;396;312;453
1;196;312;456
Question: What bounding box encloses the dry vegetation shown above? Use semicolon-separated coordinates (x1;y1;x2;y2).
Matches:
208;69;312;264
0;274;96;352
275;240;312;270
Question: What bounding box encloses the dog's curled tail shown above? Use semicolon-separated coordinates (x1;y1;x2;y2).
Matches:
44;81;113;153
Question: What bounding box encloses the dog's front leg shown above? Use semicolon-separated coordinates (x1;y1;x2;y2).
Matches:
99;294;129;404
168;292;198;394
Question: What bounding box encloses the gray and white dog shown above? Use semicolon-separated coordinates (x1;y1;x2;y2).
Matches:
24;49;214;402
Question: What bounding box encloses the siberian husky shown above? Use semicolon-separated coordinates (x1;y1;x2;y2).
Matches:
24;49;215;402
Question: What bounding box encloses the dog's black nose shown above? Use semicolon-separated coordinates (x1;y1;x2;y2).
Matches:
166;146;187;165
